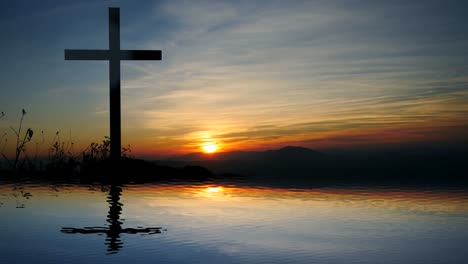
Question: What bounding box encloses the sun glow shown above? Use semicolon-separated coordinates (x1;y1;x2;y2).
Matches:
205;186;223;193
202;142;218;153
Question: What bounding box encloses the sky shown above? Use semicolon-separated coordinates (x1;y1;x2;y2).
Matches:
0;0;467;157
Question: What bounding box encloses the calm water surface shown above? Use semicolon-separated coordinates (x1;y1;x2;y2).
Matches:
0;181;467;263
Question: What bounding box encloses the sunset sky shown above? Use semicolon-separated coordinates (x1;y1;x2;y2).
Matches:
0;0;467;157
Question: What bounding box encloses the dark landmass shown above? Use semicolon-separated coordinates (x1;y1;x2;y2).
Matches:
1;146;467;189
155;146;468;189
0;157;215;184
161;146;467;176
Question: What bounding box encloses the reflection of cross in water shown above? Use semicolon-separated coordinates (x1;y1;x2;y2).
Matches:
61;185;163;254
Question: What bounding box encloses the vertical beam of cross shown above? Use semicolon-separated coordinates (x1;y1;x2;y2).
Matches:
109;8;121;160
65;7;162;160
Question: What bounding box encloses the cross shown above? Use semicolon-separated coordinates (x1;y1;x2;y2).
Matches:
61;185;164;254
65;7;162;160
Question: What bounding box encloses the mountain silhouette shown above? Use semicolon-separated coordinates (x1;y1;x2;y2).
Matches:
164;146;328;177
261;146;325;161
158;146;467;187
172;146;325;162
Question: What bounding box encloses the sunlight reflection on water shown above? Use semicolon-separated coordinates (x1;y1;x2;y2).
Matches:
0;181;467;264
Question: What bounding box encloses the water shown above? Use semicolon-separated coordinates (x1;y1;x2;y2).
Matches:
1;181;467;263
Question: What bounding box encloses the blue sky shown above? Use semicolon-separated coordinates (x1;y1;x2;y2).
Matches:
1;0;467;156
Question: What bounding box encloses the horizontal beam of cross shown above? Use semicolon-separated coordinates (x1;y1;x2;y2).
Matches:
61;226;163;234
65;49;162;60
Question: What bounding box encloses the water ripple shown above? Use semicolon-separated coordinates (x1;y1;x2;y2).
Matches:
0;181;467;263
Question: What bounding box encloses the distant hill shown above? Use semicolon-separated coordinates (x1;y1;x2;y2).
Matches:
169;146;325;161
261;146;326;161
156;146;467;184
171;146;325;162
161;146;328;177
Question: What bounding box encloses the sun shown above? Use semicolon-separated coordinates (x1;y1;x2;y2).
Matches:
202;143;218;153
205;186;223;193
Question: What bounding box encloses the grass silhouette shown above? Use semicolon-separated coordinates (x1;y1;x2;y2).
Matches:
0;110;213;182
0;109;34;172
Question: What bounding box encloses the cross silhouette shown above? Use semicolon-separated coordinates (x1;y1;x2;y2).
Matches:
65;7;162;160
61;185;164;254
